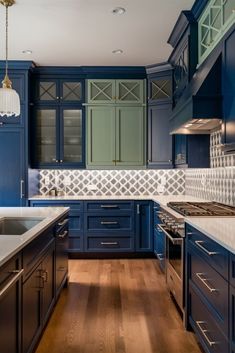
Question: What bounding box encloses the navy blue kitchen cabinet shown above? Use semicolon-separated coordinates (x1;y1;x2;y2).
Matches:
0;129;26;206
185;224;230;353
168;11;197;106
221;26;235;153
146;64;173;169
153;202;165;272
31;70;85;169
0;255;22;353
29;200;84;253
135;201;153;252
84;200;135;253
174;134;210;168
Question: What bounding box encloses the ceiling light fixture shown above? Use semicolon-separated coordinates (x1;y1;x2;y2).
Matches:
0;0;20;117
112;7;126;15
22;50;32;55
112;49;123;54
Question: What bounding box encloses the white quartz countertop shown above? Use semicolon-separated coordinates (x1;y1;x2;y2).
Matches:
0;207;69;267
186;217;235;254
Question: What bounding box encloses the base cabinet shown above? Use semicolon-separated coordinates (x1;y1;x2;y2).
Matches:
135;201;153;252
153;202;165;272
0;256;22;353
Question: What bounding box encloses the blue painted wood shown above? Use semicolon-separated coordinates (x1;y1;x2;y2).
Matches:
135;201;153;252
222;27;235;152
148;103;173;169
84;214;134;234
84;201;134;212
230;254;235;288
186;225;229;280
187;243;229;336
174;134;210;168
230;285;235;352
0;129;26;206
85;236;134;252
153;203;165;272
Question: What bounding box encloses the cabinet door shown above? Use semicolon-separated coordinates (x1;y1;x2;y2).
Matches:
0;257;21;353
22;264;42;353
135;201;153;252
116;106;145;167
41;242;55;324
87;80;115;104
60;79;83;104
60;107;84;167
148;104;173;169
34;79;59;104
87;106;116;167
33;107;59;166
116;80;144;104
0;129;26;206
148;76;172;105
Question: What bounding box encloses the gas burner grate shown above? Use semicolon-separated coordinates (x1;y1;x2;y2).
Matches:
167;202;235;217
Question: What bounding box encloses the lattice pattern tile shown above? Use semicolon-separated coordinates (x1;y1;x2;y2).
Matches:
185;168;235;205
210;129;235;168
39;169;185;196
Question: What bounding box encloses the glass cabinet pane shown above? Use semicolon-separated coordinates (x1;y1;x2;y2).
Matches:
36;109;57;163
223;0;235;23
63;110;82;163
62;82;82;102
38;82;57;101
151;79;172;100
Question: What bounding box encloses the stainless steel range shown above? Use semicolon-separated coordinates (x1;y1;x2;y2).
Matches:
157;201;235;316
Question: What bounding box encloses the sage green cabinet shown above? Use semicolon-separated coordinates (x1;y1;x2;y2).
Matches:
87;79;145;104
87;106;145;168
199;0;235;64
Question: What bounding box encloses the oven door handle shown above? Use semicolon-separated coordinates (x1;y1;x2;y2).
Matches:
158;224;183;245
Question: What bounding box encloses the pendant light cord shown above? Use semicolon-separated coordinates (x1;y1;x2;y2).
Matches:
5;4;8;76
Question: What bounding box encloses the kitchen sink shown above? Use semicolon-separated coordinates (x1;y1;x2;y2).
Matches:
0;217;45;235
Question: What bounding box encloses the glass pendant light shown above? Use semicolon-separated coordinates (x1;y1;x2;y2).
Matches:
0;0;20;117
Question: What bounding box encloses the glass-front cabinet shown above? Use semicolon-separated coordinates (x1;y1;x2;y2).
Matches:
32;106;84;168
199;0;235;64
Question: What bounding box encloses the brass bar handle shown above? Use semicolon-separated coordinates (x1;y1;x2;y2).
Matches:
0;269;24;299
58;230;68;239
57;219;69;227
195;240;219;256
101;242;118;246
100;221;118;225
196;273;217;293
100;205;118;209
196;321;218;347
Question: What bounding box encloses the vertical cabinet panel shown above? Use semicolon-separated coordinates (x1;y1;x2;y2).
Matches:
0;129;25;206
41;243;55;323
87;106;116;166
116;106;145;166
135;201;153;252
148;104;173;168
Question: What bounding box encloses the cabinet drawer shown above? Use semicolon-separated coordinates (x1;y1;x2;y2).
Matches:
230;254;235;288
188;245;229;336
85;214;134;233
84;201;133;212
30;201;83;213
186;225;229;279
86;237;134;252
68;238;82;252
189;285;229;353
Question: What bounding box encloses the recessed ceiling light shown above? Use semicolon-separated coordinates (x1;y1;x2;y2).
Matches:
112;49;123;54
112;7;126;15
22;50;32;55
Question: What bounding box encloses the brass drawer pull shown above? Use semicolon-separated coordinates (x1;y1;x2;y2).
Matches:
195;240;219;256
196;321;218;347
100;221;118;225
196;273;217;293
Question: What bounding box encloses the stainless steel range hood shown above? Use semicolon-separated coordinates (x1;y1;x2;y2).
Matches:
170;49;222;135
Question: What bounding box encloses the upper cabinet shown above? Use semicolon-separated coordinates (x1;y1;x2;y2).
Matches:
87;79;145;105
31;72;85;168
34;78;84;105
148;74;172;105
198;0;235;65
168;11;198;106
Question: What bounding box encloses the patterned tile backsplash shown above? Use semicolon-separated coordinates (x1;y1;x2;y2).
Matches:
39;169;185;196
210;129;235;168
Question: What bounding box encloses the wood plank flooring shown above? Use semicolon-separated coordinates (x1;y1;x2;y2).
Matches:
35;259;202;353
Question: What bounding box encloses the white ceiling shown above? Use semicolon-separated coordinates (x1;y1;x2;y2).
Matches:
0;0;195;67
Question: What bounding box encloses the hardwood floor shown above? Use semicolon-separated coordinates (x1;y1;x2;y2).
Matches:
35;259;202;353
